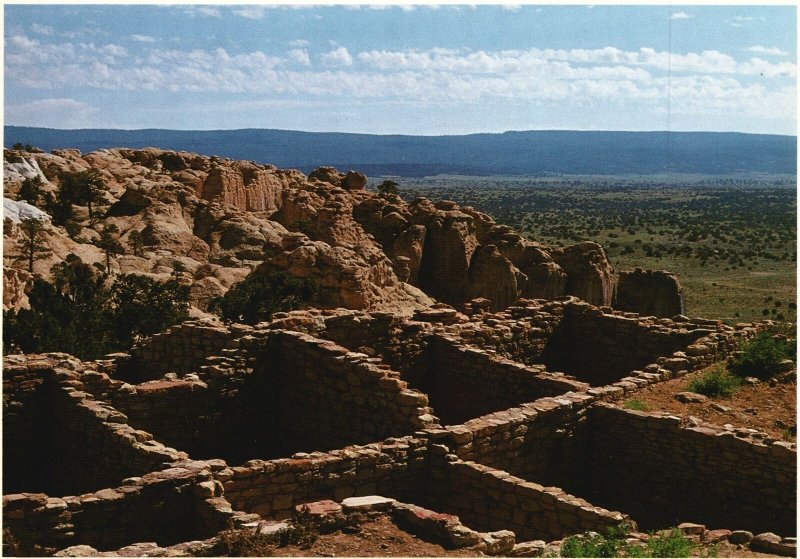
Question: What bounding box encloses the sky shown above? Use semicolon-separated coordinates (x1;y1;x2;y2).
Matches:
3;4;797;135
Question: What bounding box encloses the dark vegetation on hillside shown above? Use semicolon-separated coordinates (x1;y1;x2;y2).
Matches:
6;126;796;175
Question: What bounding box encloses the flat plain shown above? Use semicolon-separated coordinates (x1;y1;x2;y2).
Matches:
394;174;796;324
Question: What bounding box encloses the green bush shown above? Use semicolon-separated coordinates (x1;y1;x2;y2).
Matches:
560;526;694;558
623;399;648;412
3;259;189;360
687;365;742;397
644;528;693;558
211;270;317;325
729;332;795;379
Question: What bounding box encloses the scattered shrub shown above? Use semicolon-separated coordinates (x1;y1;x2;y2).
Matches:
623;399;648;412
687;365;741;398
211;270;317;325
560;526;694;558
729;332;796;379
644;528;693;557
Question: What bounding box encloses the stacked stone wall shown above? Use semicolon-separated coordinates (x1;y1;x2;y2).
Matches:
426;456;626;542
120;321;243;381
218;437;429;519
417;336;586;425
3;356;183;496
271;331;435;452
3;461;245;554
581;405;796;535
541;303;720;385
110;329;436;464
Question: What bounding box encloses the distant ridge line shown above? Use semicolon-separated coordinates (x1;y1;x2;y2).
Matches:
5;126;796;176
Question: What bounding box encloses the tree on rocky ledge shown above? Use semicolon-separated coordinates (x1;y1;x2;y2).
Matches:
16;218;52;273
59;170;109;220
211;270;318;324
377;180;399;197
95;224;124;272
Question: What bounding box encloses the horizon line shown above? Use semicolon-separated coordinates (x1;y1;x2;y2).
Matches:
4;125;797;139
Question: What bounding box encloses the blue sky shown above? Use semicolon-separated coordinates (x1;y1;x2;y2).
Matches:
4;4;797;135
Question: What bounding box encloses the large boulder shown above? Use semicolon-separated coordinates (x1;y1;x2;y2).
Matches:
615;268;685;317
3;266;33;311
416;214;479;306
551;241;614;306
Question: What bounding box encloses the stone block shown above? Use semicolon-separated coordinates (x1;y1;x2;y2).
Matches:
341;495;396;512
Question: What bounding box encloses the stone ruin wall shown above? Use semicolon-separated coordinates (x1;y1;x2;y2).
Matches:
3;357;182;497
3;300;794;556
583;404;796;535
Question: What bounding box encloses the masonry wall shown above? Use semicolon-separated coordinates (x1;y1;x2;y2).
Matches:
119;321;243;381
540;304;710;385
219;437;429;519
580;405;797;535
425;457;626;542
271;330;434;453
111;330;435;465
414;336;586;425
3;359;182;496
3;461;240;554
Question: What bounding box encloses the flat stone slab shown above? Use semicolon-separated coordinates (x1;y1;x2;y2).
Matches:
296;499;343;517
341;495;397;511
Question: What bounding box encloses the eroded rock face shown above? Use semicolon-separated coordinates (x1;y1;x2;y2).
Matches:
615;268;684;317
551;242;614;307
3;148;679;316
468;245;522;311
3;266;33;311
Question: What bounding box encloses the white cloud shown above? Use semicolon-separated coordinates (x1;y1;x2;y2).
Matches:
231;6;267;19
31;23;53;36
288;39;310;47
4;35;795;127
502;5;521;11
747;45;788;57
287;49;311;66
670;12;692;20
181;6;221;18
321;47;353;67
129;34;156;43
5;98;99;128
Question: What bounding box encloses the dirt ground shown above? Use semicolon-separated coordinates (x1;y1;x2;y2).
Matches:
627;367;796;441
269;515;480;557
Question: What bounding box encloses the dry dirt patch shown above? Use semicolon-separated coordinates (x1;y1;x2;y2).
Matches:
628;366;796;440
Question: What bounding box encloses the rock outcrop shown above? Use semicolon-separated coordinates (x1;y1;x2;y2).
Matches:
615;268;685;317
551;242;614;307
3;146;680;316
3;266;33;311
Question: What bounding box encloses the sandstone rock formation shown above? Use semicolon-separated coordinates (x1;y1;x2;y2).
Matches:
3;146;680;316
615;268;685;318
3;266;32;311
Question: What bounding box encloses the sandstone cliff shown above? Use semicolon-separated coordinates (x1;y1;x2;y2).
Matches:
3;146;676;316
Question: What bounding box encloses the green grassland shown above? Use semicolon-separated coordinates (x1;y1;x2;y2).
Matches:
389;175;796;324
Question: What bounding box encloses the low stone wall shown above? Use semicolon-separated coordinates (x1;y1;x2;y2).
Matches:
3;460;251;554
3;355;184;496
417;335;586;425
218;437;429;519
108;329;436;465
541;302;730;385
119;320;243;381
581;404;796;535
426;455;627;542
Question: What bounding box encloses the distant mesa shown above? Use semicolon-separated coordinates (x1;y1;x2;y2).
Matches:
4;126;797;176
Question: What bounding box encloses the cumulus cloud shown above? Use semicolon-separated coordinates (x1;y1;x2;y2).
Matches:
670;12;692;20
31;23;54;36
5;98;99;128
4;34;795;126
321;47;353;67
747;45;788;56
231;6;267;19
287;48;311;66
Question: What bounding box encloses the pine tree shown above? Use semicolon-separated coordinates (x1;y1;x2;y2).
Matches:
18;177;44;206
16;218;52;273
96;224;124;272
128;229;145;257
